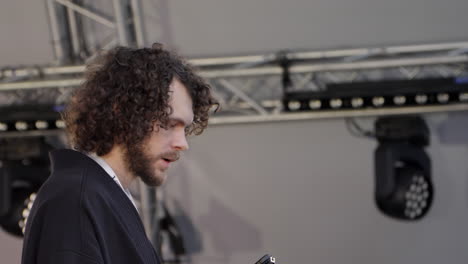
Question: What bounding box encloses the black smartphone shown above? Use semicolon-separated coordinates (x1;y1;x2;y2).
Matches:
255;254;276;264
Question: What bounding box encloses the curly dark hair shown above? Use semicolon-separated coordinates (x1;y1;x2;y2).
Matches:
64;44;218;156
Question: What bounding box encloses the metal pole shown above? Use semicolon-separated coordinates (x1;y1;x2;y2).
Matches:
55;0;116;28
46;0;65;64
130;0;146;47
191;41;468;67
4;41;468;78
66;5;81;59
1;103;468;130
112;0;130;46
0;65;85;79
2;54;468;90
138;181;158;243
290;55;468;74
218;79;269;115
208;103;468;125
0;79;83;91
85;38;117;63
200;55;468;78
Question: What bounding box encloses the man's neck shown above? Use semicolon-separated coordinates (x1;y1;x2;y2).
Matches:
100;145;135;189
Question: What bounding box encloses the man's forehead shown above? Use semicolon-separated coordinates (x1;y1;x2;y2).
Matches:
168;79;194;126
169;78;191;100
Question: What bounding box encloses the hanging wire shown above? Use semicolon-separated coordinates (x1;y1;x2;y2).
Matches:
345;117;375;139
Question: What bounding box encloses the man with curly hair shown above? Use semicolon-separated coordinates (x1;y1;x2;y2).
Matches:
21;44;218;264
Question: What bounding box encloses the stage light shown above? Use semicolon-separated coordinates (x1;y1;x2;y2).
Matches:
55;120;66;129
330;98;343;109
0;123;7;132
437;93;449;103
35;121;49;130
283;77;468;113
459;92;468;101
308;99;321;109
18;192;36;234
0;105;65;134
351;97;364;108
415;94;428;104
15;122;28;131
398;167;431;219
0;185;34;237
393;95;406;105
372;96;385;107
0;138;53;237
374;116;433;221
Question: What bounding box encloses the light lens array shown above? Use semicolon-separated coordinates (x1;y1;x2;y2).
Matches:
285;91;468;112
284;77;468;112
0;120;65;133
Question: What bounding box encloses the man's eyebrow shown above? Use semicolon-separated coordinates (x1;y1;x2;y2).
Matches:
169;117;192;127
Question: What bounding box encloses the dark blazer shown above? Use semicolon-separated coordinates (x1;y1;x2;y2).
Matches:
22;149;161;264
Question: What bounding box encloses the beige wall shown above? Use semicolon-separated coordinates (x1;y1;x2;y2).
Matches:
3;113;468;263
0;230;22;263
164;112;468;264
2;0;468;66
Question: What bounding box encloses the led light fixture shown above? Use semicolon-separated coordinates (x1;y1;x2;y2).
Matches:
374;116;433;221
0;138;53;236
283;77;468;112
0;104;64;134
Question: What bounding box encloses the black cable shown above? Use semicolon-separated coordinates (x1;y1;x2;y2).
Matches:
345;117;375;139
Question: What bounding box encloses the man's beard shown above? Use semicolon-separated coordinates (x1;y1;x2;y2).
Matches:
124;141;165;186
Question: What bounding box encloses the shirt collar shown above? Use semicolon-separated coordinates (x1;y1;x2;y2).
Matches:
86;153;138;210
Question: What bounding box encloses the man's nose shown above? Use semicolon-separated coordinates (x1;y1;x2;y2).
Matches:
172;131;189;151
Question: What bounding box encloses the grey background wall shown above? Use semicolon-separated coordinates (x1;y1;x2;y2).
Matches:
2;0;468;66
3;113;468;263
162;0;468;57
0;0;52;66
0;230;22;263
2;0;468;263
165;113;468;264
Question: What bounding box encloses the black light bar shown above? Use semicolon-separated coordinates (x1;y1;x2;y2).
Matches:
0;105;65;133
283;77;468;112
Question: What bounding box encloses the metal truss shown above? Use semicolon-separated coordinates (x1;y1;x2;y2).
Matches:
3;0;163;246
2;1;468;257
43;0;146;64
2;41;468;124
